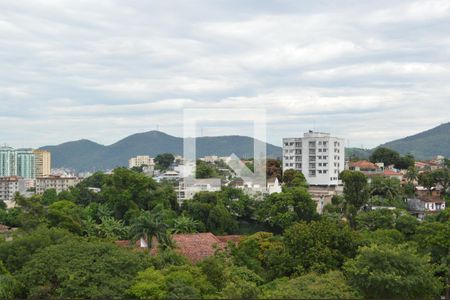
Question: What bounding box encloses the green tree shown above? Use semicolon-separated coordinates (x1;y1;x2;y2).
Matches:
47;200;84;234
41;189;58;205
172;215;200;234
344;244;441;299
196;160;219;179
260;270;361;299
395;153;415;170
127;267;167;299
257;187;318;231
432;168;450;196
282;169;307;188
284;219;359;273
369;147;400;166
17;240;150;299
0;227;73;273
130;210;170;249
406;166;419;183
418;171;436;194
369;175;402;200
340;171;369;228
155;153;175;171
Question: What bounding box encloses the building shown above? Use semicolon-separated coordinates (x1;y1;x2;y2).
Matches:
177;178;222;202
16;149;35;179
33;150;51;177
128;155;154;169
308;185;344;214
0;176;20;204
0;146;17;177
282;131;345;186
348;160;380;174
35;176;81;194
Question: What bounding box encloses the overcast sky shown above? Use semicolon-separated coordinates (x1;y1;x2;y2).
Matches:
1;0;450;149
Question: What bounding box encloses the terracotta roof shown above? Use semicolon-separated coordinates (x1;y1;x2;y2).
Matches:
349;160;378;170
383;170;402;176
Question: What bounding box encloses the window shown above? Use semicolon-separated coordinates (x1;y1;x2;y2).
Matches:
323;170;327;174
318;163;322;166
318;149;322;152
318;170;322;174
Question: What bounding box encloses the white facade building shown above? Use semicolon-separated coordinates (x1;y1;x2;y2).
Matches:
282;131;345;186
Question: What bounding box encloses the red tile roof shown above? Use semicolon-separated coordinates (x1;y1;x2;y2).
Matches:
383;169;402;176
119;233;242;263
349;160;378;170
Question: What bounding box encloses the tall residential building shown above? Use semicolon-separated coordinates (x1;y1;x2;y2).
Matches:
33;150;51;177
0;146;17;177
282;131;345;186
16;149;35;179
128;155;154;168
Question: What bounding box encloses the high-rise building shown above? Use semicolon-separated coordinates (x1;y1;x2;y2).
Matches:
16;149;36;179
282;131;345;186
0;146;17;177
33;150;51;177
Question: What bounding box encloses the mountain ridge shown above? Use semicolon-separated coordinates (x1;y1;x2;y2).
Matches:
40;122;450;171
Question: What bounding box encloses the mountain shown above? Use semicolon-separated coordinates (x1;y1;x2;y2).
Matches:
380;122;450;160
40;131;283;171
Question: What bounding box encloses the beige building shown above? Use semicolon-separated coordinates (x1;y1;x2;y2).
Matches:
33;150;51;177
128;155;154;169
35;176;80;194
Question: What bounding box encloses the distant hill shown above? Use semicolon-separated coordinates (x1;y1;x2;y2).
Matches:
40;131;283;171
379;122;450;160
40;123;449;171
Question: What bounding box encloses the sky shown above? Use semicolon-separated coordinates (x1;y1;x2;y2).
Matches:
1;0;450;149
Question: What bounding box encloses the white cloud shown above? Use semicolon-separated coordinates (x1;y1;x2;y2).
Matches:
0;0;449;149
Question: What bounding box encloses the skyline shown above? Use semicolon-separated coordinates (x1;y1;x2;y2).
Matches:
2;0;450;148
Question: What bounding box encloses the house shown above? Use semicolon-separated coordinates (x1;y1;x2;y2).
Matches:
382;169;404;181
308;185;344;214
348;160;379;174
177;178;222;202
406;189;445;219
117;233;241;263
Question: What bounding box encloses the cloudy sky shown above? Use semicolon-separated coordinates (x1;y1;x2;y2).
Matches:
1;0;450;149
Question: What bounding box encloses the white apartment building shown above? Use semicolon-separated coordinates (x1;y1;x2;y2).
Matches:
128;155;155;169
177;178;222;202
35;176;81;194
282;131;345;186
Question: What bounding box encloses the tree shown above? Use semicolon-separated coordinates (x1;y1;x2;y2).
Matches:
96;216;129;239
266;159;282;181
130;211;170;249
340;171;369;228
284;219;359;273
155;153;175;171
418;171;436;193
128;265;216;299
172;215;200;234
0;227;73;273
282;169;307;188
196;160;219;179
47;200;84;234
344;244;441;299
17;240;151;299
257;187;318;231
369;175;402;200
369;147;400;166
395;153;415;170
41;189;58;205
260;271;361;299
405;166;419;183
432;168;450;196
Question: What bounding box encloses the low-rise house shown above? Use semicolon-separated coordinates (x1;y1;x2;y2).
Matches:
308;185;344;214
407;196;446;220
348;160;380;174
116;233;241;263
382;169;404;181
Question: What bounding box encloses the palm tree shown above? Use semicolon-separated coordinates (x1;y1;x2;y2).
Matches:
129;211;169;249
405;166;418;183
97;216;129;239
172;215;200;234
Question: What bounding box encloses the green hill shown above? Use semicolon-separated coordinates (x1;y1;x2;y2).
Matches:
40;131;282;172
380;122;450;160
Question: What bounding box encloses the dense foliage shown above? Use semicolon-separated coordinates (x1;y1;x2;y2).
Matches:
0;166;448;299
